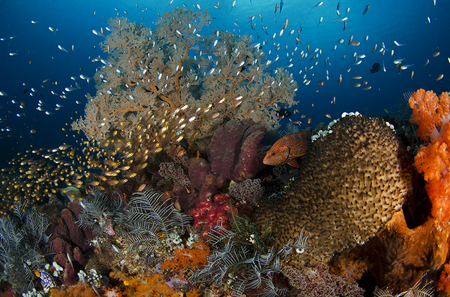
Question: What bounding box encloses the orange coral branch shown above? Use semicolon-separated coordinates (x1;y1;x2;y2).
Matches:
409;89;450;141
148;79;176;109
173;44;191;107
410;89;450;222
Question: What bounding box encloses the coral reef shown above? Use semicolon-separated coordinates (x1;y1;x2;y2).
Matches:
283;263;364;297
76;189;124;237
189;227;289;297
70;7;297;189
158;162;191;189
438;264;450;296
160;241;210;272
49;280;98;297
409;89;450;142
336;209;450;294
252;112;412;267
109;270;182;296
190;193;237;238
368;210;449;293
0;203;49;294
409;89;450;222
207;119;269;182
229;178;264;206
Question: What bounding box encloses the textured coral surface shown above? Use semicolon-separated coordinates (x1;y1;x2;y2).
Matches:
253;114;412;267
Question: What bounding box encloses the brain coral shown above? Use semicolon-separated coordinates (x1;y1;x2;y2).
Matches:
253;113;412;267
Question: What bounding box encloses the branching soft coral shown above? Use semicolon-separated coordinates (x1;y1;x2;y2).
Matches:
161;242;210;272
409;89;450;141
409;89;450;221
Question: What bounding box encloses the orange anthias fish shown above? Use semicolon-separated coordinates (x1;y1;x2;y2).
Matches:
263;128;311;167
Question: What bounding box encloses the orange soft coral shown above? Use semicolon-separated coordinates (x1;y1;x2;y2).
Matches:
414;121;450;221
410;89;450;222
160;242;210;272
437;263;450;296
49;281;98;297
109;270;181;297
409;89;450;141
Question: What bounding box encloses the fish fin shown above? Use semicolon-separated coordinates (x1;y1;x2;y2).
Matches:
292;152;306;158
287;159;300;167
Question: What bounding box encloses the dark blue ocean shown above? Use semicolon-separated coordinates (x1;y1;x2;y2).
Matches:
1;0;449;168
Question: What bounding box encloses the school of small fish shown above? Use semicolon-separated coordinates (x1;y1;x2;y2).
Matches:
0;0;447;170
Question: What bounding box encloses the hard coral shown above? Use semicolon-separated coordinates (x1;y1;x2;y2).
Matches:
253;113;412;267
190;193;237;238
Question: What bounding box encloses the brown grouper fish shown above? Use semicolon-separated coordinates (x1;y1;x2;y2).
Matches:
263;127;311;167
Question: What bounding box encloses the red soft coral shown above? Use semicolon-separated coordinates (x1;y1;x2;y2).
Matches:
190;193;237;238
409;89;450;141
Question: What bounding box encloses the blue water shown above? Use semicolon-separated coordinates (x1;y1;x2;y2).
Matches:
0;0;449;168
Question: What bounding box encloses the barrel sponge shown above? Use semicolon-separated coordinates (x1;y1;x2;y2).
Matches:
252;113;412;267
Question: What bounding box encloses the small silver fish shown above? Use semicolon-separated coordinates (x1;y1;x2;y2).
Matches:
362;5;370;16
313;1;324;8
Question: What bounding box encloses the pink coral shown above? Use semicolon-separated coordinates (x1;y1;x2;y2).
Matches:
190;193;237;238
